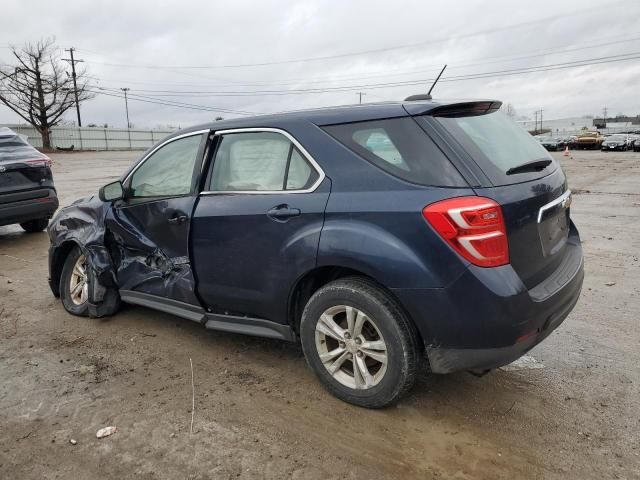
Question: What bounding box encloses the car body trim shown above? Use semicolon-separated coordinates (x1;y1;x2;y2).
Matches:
120;290;206;323
537;189;571;224
204;313;295;341
200;127;326;195
119;290;295;341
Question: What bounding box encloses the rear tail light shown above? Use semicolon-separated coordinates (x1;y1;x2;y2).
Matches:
423;196;509;267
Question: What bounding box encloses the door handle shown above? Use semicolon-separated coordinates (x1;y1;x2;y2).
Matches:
168;214;188;224
267;204;301;222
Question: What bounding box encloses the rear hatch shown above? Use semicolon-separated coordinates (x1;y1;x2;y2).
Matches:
0;128;54;203
414;103;572;289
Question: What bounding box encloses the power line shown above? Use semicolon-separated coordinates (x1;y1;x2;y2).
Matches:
87;88;259;116
75;0;631;70
88;33;640;89
93;51;640;97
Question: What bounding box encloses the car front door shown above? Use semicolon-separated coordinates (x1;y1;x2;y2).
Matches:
108;130;208;305
191;128;330;324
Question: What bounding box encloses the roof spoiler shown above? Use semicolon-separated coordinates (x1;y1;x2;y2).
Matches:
405;100;503;117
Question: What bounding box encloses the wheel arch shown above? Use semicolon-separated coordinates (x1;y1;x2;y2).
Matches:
287;265;425;348
50;240;82;297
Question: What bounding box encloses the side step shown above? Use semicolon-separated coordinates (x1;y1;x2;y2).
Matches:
204;313;295;341
119;290;295;342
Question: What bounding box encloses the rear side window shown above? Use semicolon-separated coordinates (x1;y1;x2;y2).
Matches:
209;131;319;192
323;118;467;187
432;111;557;186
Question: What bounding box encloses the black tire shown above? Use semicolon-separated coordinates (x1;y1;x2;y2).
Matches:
59;245;121;318
20;217;49;233
60;246;90;317
300;277;419;408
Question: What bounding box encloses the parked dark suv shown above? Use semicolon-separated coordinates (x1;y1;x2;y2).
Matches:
47;100;584;408
1;127;58;232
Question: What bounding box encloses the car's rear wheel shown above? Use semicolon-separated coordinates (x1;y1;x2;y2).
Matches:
60;246;90;316
20;217;49;233
300;277;418;408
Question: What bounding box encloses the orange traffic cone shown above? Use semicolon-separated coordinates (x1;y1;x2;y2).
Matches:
563;146;570;157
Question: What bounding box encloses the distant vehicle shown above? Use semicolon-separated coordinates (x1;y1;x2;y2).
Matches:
0;127;59;232
627;134;640;148
575;131;604;150
47;99;583;408
555;137;570;149
634;139;640;152
567;136;579;149
601;134;631;151
538;136;562;151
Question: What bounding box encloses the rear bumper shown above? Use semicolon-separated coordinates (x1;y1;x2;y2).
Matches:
0;188;59;227
392;227;584;374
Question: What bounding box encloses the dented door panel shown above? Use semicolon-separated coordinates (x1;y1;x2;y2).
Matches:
109;195;200;304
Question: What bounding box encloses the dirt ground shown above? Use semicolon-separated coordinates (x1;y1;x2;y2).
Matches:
1;149;638;479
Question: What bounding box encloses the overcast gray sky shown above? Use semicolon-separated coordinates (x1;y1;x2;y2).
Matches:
2;0;640;128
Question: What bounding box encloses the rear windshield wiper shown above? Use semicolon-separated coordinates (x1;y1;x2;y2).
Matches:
506;159;552;175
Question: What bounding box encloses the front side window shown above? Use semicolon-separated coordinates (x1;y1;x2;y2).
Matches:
130;134;204;198
209;131;318;191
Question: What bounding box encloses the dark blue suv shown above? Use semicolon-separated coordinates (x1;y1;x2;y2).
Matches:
48;100;584;408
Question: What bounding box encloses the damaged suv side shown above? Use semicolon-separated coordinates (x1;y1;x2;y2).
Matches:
48;131;208;316
49;100;583;408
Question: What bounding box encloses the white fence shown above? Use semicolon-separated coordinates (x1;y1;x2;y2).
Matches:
1;124;175;151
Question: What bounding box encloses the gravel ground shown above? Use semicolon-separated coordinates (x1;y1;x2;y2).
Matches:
0;149;638;479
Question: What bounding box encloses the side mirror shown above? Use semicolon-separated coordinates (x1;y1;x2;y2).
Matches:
99;180;124;202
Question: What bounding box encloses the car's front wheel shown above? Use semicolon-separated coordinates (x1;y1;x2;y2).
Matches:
300;277;419;408
60;246;90;316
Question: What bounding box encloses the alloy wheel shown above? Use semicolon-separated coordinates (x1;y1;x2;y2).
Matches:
69;254;88;306
315;305;388;390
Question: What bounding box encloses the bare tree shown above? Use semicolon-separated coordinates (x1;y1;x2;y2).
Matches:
0;38;94;150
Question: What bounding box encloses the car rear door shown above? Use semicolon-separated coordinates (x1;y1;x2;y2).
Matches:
107;130;209;304
191;128;329;324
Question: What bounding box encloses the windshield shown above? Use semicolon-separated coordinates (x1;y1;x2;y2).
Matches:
607;135;625;140
434;111;556;186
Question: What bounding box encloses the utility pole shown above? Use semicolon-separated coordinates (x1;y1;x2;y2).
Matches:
534;110;538;134
357;92;366;105
602;106;608;123
121;88;130;128
62;47;84;127
539;108;544;133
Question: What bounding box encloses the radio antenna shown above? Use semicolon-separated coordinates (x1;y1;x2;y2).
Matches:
404;64;447;101
426;64;447;99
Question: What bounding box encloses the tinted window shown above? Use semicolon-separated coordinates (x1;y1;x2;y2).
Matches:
323;117;466;187
434;111;557;186
130;134;204;198
210;131;318;191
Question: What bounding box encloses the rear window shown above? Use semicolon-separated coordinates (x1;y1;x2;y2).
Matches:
433;111;557;186
323;117;467;187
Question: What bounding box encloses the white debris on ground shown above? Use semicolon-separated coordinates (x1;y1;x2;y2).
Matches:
500;355;544;371
96;426;117;439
